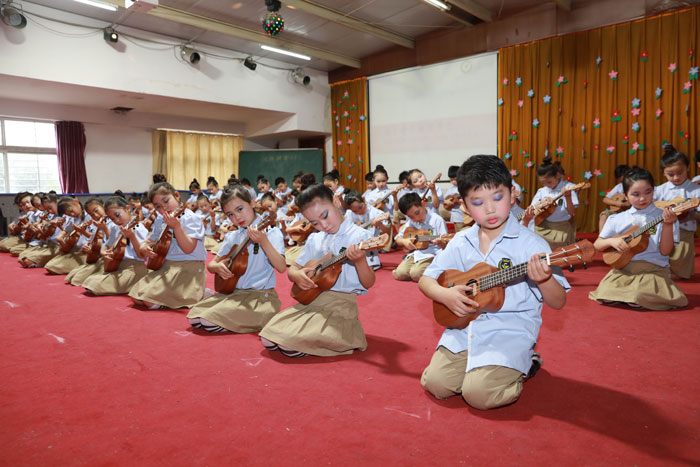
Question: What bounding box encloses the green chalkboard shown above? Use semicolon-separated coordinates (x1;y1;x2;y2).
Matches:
238;149;324;187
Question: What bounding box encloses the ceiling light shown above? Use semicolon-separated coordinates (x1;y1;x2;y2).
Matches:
181;46;200;64
103;27;118;43
1;4;27;29
243;56;257;71
71;0;118;11
291;68;310;86
260;45;310;61
423;0;450;11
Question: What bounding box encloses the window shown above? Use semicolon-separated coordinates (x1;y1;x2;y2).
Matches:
0;118;61;193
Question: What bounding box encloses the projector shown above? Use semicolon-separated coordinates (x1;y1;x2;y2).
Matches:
125;0;158;12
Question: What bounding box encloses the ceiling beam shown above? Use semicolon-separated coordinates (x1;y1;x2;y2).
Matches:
99;0;361;68
554;0;572;11
283;0;414;49
447;0;493;22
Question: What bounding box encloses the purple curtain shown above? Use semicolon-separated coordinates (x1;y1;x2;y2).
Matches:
55;121;89;193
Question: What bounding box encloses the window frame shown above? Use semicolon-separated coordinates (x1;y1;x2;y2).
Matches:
0;117;59;193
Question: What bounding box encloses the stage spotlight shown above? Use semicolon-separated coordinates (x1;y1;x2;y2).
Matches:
103;27;118;43
291;68;310;86
181;46;200;64
1;4;27;29
243;56;257;71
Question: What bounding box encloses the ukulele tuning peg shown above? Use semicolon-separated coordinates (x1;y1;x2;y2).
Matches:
582;262;588;270
568;265;575;272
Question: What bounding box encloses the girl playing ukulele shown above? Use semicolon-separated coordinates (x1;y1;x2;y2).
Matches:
187;186;286;333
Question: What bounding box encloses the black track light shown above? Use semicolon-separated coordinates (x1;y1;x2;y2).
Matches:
243;56;257;71
181;46;200;64
1;4;27;29
264;0;281;12
103;27;118;43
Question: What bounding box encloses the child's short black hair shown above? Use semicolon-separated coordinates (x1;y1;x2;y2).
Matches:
274;177;286;186
344;190;363;206
14;192;32;205
57;196;77;215
227;176;239;187
614;164;632;179
84;197;104;211
197;193;209;202
622;166;655;193
398;192;422;215
296;183;334;212
104;196;128;210
207;176;219;187
140;193;150;205
448;165;459;179
457;155;512;198
398;170;410;185
41;191;59;204
364;172;373;182
373;165;388;180
240;178;252;186
660;144;690;169
257;176;269;185
536;155;564;178
189;178;200;190
261;192;276;204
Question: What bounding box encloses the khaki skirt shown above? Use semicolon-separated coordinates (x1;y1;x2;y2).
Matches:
66;259;104;287
209;242;223;255
0;236;23;252
9;242;28;256
19;243;60;266
259;290;367;357
669;229;695;279
285;245;304;266
589;260;688;310
187;288;281;333
535;219;576;251
81;258;148;295
128;260;206;309
204;235;218;251
44;251;87;275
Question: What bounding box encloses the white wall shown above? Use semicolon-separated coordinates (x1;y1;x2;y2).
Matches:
83;123;152;193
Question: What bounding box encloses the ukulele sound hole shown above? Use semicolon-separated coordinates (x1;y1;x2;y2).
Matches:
465;279;478;296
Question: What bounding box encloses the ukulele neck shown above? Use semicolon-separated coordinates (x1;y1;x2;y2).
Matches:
630;214;664;240
478;254;549;291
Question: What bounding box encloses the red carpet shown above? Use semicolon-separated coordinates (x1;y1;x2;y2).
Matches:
1;240;699;466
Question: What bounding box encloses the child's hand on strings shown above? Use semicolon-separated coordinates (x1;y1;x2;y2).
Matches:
527;253;553;283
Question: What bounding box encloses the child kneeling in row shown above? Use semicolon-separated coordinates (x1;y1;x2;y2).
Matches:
419;155;569;410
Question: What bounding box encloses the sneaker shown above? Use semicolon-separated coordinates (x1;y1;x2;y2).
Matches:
148;303;165;310
202;288;217;299
526;353;543;380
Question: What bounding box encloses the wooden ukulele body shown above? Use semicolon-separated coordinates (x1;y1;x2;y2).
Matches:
433;264;505;329
290;253;343;305
601;225;649;269
443;194;462;211
534;202;557;225
147;230;172;270
608;194;629;213
288;220;314;243
402;227;431;250
214;247;249;294
104;238;127;272
86;232;103;264
59;231;80;254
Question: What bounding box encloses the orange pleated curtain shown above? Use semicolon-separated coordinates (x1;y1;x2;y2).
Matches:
330;77;369;193
498;7;700;232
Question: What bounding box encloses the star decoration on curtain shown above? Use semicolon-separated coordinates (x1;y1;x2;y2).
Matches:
632;122;640;132
532;118;540;128
631;97;641;108
527;89;535;98
631;108;641;116
655;108;663;119
608;70;618;80
668;63;677;73
655;88;663;98
515;77;522;86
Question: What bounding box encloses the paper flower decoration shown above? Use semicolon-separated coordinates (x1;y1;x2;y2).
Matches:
342;110;349;117
631;108;641;117
630;142;645;155
515;77;522;87
583;171;593;179
532;118;540;128
668;63;677;73
543;94;551;104
581;125;586;133
594;143;600;150
510;169;519;176
338;156;344;162
343;91;349;98
527;89;535;98
555;146;564;157
336;140;342;146
359;115;367;121
346;175;352;180
335;122;340;128
498;98;504;106
596;56;602;67
593;118;601;128
583;80;588;89
606;145;615;154
631;98;641;108
504;153;512;159
566;175;573;182
555;75;568;86
655;88;663;99
503;78;509;86
593;169;602;177
332;161;337;168
509;130;518;141
632;122;640;132
640;51;649;62
347;138;354;145
690;48;695;60
518;100;524;108
678;131;690;142
683;81;692;94
525;161;534;168
522;152;530;158
622;134;629;143
655;108;663;119
348;162;354;168
611;110;621;122
608;70;618;80
690;67;699;80
581;150;586;159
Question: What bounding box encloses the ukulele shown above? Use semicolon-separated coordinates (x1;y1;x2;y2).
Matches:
9;215;29;236
433;240;595;329
443;193;462;210
372;183;406;212
421;173;442;204
24;212;49;242
104;217;141;272
608;194;630;213
601;198;699;269
142;210;158;231
85;216;108;264
214;212;278;294
402;226;455;250
516;182;590;225
39;217;65;240
290;233;390;305
459;205;475;226
146;204;187;271
357;212;390;229
287;219;314;243
654;197;691;209
58;219;94;253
